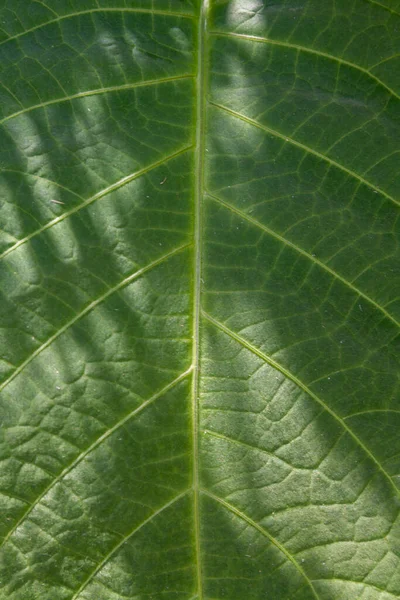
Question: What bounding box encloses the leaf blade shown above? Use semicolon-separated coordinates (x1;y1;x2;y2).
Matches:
1;2;399;599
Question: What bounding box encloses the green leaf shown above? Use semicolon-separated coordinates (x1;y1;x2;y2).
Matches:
0;1;399;598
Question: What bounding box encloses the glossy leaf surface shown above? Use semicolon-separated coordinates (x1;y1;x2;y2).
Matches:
0;1;399;599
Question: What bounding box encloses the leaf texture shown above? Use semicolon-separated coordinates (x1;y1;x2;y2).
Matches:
0;1;399;599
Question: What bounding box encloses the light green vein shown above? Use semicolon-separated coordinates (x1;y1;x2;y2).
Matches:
0;8;195;47
363;0;400;17
0;75;194;128
192;2;209;598
1;369;191;551
202;489;320;600
0;145;193;261
0;491;30;507
210;31;400;102
311;578;399;598
0;169;84;202
0;243;190;395
207;192;399;329
370;53;400;70
203;429;295;470
210;102;400;209
344;409;400;419
71;489;190;600
202;312;400;500
37;1;58;17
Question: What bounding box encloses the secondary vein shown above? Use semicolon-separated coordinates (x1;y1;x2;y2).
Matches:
202;311;400;501
207;192;399;329
70;490;190;600
0;243;190;395
202;490;321;600
0;8;195;48
210;31;400;102
0;145;193;261
0;75;194;129
210;102;400;209
0;370;191;551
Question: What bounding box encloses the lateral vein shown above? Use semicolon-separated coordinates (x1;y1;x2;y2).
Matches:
202;311;400;500
0;370;192;550
202;489;321;600
0;75;194;128
70;490;190;600
0;145;193;261
207;192;399;329
210;31;400;102
0;243;191;394
210;102;400;209
0;8;195;48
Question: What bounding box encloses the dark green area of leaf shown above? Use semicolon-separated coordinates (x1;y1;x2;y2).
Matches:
0;1;399;599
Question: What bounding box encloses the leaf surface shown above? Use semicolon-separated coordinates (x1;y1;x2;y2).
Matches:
0;1;399;599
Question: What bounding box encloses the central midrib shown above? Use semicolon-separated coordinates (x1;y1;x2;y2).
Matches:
192;1;209;598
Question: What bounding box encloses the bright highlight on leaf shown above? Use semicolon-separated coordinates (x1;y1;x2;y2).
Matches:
0;1;399;599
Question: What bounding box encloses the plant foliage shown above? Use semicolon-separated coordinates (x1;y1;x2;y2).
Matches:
0;1;399;599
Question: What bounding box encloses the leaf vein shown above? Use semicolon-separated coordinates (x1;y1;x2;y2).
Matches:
203;429;298;470
363;0;400;17
70;490;190;600
0;369;191;550
201;489;321;600
311;577;399;597
0;145;193;261
202;312;400;499
0;243;190;394
207;192;399;329
210;102;400;209
192;2;209;598
0;8;194;48
0;75;194;128
210;31;400;102
344;408;400;418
